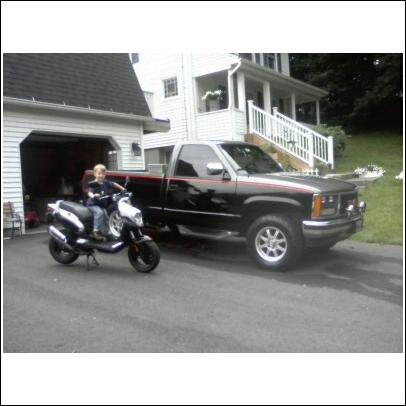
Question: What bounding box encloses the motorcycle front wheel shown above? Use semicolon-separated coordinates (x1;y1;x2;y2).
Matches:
128;241;160;273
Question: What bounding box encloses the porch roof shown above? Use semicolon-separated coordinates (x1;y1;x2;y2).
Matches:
238;59;328;100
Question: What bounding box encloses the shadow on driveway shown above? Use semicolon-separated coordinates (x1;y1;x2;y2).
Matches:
149;230;403;307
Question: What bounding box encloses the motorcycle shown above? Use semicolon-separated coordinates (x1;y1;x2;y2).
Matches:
47;191;160;273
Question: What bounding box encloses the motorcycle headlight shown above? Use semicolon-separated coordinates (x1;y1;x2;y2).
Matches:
131;211;144;227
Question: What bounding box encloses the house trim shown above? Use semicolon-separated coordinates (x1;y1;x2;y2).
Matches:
3;97;170;133
239;59;328;99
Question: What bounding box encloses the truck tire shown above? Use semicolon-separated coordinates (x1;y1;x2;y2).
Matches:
167;223;181;237
246;214;304;271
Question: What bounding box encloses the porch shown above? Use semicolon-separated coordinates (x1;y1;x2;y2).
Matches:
193;65;332;169
194;63;326;126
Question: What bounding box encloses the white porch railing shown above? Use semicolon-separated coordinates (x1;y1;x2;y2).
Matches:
247;100;334;169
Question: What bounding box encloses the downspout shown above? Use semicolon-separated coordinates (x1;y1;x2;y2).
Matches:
227;58;242;109
228;58;242;141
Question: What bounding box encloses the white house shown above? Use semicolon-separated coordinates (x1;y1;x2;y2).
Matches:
132;53;333;170
3;53;169;233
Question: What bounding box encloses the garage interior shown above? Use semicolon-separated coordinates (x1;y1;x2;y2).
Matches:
20;133;118;224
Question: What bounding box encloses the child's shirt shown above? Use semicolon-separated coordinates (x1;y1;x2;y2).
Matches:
87;180;114;207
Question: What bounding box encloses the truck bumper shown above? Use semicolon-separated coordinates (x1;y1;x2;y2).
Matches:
302;214;364;247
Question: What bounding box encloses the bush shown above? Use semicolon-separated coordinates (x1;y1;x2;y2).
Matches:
314;124;348;156
315;162;332;176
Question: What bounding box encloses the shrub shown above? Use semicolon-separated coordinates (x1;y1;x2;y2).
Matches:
315;162;332;176
314;124;348;156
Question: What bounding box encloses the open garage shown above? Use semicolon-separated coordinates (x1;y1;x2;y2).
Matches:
3;53;169;234
20;133;118;223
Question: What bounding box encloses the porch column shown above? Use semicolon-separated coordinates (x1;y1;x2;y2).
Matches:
262;81;272;113
315;99;321;125
290;92;296;120
237;71;246;112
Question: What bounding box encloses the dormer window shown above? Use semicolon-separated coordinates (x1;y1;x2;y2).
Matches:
264;53;275;70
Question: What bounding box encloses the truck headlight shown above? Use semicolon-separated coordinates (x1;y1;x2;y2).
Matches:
312;194;338;218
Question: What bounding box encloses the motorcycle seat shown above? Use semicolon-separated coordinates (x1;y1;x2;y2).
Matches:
59;201;93;223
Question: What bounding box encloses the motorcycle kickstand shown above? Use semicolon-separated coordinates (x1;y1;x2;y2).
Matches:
86;252;100;271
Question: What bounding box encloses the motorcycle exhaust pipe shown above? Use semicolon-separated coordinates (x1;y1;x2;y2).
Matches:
49;225;74;251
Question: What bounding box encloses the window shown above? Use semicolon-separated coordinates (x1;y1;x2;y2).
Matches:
220;144;282;175
277;53;282;73
264;53;275;70
130;53;139;64
163;77;178;98
106;150;118;170
175;145;222;178
239;53;253;61
255;53;261;64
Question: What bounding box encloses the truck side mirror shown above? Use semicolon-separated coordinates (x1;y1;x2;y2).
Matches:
206;162;224;176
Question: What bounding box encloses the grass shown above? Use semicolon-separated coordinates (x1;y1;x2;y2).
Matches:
335;132;403;245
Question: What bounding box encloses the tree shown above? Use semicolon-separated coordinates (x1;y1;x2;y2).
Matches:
290;54;403;132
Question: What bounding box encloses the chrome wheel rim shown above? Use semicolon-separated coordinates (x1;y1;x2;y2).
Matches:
109;210;123;237
255;226;288;263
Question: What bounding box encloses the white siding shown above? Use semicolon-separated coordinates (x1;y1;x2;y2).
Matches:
195;109;247;142
191;53;238;77
134;53;290;151
232;109;248;142
196;110;233;141
134;54;188;149
3;105;144;232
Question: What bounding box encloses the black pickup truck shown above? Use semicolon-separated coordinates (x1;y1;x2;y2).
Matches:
82;141;366;270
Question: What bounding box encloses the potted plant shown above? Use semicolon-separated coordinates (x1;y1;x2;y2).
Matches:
202;87;226;112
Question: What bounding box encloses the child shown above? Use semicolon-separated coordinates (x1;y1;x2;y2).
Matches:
87;164;126;241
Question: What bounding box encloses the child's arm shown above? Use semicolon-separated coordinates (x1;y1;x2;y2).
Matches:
88;184;100;199
88;191;101;199
112;182;126;192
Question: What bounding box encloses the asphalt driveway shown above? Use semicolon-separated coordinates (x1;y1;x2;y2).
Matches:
3;231;403;352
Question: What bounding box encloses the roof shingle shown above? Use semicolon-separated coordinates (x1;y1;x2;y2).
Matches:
3;53;151;117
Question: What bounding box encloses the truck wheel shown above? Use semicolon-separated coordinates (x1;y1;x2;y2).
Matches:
167;224;181;237
246;214;304;271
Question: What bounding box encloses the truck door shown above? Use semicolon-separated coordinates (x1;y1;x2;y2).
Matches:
165;144;239;230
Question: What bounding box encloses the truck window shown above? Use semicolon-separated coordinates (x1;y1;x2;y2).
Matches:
175;145;223;178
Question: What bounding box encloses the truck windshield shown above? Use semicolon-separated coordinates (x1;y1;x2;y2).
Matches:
220;144;283;174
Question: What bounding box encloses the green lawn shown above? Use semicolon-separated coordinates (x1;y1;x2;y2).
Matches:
335;132;403;245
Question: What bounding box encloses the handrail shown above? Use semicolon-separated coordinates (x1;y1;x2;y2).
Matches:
248;101;335;169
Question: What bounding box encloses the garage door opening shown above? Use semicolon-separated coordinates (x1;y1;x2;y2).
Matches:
20;133;118;226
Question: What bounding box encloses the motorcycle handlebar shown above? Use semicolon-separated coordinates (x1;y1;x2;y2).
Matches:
96;191;131;201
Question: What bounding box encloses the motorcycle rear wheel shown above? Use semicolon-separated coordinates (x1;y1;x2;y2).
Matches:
128;241;160;273
49;237;79;264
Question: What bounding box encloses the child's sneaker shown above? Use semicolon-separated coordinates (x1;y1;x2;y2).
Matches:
92;231;106;241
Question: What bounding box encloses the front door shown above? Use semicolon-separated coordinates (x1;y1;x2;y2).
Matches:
165;144;238;230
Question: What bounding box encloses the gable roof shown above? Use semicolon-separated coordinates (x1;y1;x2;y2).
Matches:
3;53;151;117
